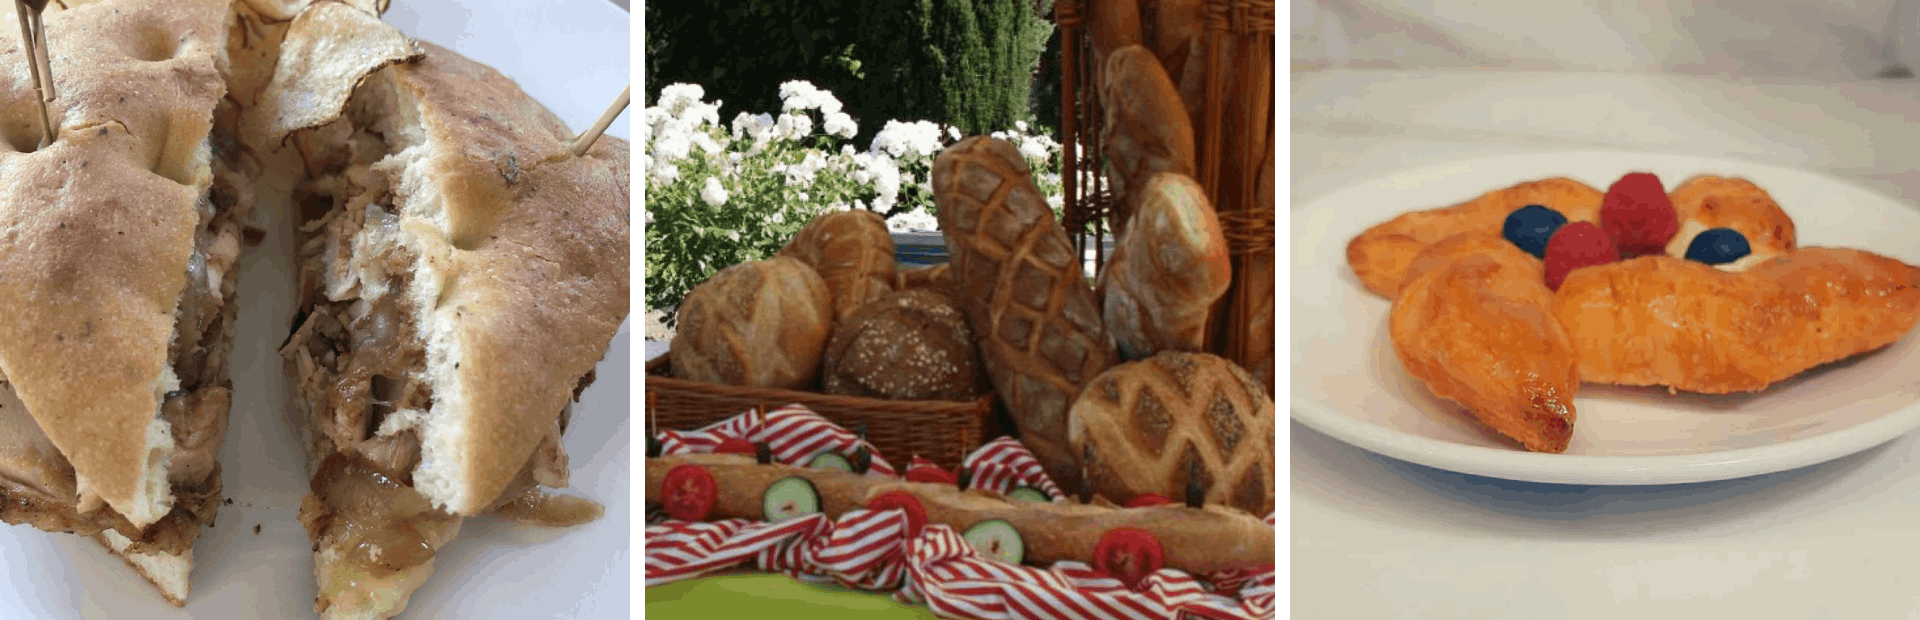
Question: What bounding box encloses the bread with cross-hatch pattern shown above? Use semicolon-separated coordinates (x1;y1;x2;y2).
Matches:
670;256;832;390
778;209;898;321
1067;352;1273;515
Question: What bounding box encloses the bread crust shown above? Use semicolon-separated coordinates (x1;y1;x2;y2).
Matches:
933;136;1118;494
670;257;833;390
822;289;985;401
385;41;630;514
777;210;898;321
1066;352;1274;515
646;453;1274;575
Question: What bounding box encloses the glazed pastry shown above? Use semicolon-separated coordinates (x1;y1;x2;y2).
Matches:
1661;175;1797;267
1388;234;1579;452
1556;248;1920;393
1347;177;1604;298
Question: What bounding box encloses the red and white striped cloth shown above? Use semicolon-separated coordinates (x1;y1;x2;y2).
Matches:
645;404;1275;620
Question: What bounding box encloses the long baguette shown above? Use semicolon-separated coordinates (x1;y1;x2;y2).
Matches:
645;453;1273;574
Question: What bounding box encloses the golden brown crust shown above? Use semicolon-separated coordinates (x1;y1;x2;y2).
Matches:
0;0;229;528
777;210;898;321
385;41;629;514
1100;46;1195;238
1347;177;1606;299
646;453;1274;575
249;0;421;146
1663;175;1798;258
1102;172;1231;359
1555;249;1920;393
1067;353;1274;515
1389;237;1579;453
669;257;832;390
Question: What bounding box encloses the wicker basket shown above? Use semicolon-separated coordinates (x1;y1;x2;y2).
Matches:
1054;0;1276;389
644;355;998;469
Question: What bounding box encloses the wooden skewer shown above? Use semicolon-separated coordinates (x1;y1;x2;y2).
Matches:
568;83;629;157
14;0;53;148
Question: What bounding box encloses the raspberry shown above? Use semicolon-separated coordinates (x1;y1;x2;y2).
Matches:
1543;222;1620;291
1600;172;1678;257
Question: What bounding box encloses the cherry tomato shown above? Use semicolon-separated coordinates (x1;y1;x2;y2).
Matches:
1093;527;1165;591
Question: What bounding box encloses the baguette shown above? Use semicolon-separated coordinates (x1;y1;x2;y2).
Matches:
1086;0;1144;95
645;453;1273;575
1100;46;1195;239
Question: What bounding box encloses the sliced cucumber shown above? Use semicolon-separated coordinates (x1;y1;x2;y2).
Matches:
762;477;821;521
963;519;1025;565
1006;486;1049;503
808;451;853;472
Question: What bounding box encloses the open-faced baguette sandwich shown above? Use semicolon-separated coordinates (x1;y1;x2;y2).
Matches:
258;4;629;618
0;0;255;605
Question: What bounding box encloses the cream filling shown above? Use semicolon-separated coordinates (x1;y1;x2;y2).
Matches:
1664;220;1777;273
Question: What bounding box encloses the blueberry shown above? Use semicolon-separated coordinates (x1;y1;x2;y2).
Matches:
1685;228;1751;265
1502;204;1567;258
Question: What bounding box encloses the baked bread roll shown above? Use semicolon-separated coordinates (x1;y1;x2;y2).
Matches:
778;210;898;321
1100;45;1195;239
1101;172;1231;359
1067;352;1274;515
1140;0;1205;131
933;136;1118;494
822;289;985;401
671;257;832;390
896;262;955;296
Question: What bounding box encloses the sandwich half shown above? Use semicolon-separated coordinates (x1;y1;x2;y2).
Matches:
0;0;251;605
258;5;629;618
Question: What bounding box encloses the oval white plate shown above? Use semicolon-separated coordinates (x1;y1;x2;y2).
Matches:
1290;150;1920;485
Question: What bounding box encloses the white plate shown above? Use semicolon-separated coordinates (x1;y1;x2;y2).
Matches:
1290;150;1920;485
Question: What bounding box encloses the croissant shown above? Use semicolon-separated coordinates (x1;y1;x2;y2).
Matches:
1556;249;1920;394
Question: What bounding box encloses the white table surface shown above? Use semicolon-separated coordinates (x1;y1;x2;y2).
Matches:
1291;69;1920;618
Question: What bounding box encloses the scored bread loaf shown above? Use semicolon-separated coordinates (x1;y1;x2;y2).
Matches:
1101;45;1195;239
1067;352;1273;515
821;289;986;401
778;210;898;321
1102;172;1232;359
670;257;832;389
933;136;1118;494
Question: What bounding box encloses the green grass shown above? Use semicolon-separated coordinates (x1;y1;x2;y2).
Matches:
645;574;946;619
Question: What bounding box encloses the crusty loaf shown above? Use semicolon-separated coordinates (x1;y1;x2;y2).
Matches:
778;210;898;321
1067;352;1273;515
822;289;985;401
933;136;1118;494
1102;172;1231;359
1100;45;1195;239
671;257;832;390
1086;0;1144;95
1140;0;1205;132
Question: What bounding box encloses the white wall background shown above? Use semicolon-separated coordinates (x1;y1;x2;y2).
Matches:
1293;0;1919;79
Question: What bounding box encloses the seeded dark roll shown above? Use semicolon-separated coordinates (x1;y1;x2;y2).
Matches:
821;289;987;402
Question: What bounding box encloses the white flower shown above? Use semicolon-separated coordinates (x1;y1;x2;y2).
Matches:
886;207;938;232
771;211;785;224
1015;120;1029;133
798;192;810;203
773;115;794;142
991;130;1009;141
779;80;820;111
1019;137;1048;161
870;156;901;209
854;169;872;185
643;209;654;224
727;230;740;242
694;132;724;155
841;144;857;158
786;113;813;140
823;111;857;139
679;100;721;131
657;83;705;115
650;160;680;183
656;133;695;164
701;177;729;207
947;126;962;141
